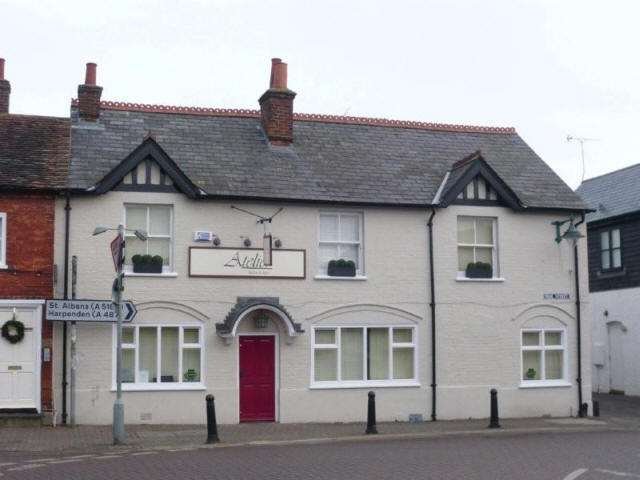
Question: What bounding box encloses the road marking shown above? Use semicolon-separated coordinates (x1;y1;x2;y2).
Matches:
7;464;45;471
595;469;640;478
49;458;83;464
64;454;95;459
93;455;122;460
25;458;57;463
563;468;589;480
0;463;16;467
166;447;197;452
130;451;158;456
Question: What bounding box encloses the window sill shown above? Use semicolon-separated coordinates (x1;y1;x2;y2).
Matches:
314;275;368;281
455;277;505;283
0;264;7;270
519;381;572;389
124;271;178;278
597;268;626;279
111;382;205;392
310;380;420;389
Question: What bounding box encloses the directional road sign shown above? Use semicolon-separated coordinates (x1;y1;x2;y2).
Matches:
45;299;137;323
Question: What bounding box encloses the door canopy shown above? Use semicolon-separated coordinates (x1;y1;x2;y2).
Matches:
216;297;304;343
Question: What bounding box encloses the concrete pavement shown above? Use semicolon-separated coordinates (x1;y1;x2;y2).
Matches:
0;393;636;457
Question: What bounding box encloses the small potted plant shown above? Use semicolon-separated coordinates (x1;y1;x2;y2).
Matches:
131;254;164;274
465;261;493;279
525;368;537;380
328;259;356;277
184;369;198;382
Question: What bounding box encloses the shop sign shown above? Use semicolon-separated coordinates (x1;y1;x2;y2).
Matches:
189;247;305;279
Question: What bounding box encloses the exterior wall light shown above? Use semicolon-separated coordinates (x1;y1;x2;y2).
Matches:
274;238;282;248
243;237;251;247
254;313;269;329
213;235;221;247
551;216;584;244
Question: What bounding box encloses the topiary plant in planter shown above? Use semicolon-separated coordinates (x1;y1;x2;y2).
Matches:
132;254;164;274
465;261;493;279
328;259;356;277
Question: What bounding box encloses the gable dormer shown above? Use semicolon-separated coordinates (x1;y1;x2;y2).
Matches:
436;151;523;211
92;137;200;198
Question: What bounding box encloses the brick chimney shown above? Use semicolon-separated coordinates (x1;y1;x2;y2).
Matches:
0;59;10;114
259;58;296;145
77;62;103;121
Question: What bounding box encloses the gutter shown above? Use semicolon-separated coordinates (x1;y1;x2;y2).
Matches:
574;213;586;417
427;206;437;421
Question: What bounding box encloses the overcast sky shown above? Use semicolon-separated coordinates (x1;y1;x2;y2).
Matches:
2;0;638;189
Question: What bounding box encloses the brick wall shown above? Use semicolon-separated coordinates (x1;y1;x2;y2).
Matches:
0;192;55;410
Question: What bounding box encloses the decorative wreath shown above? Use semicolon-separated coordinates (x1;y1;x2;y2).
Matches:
1;319;25;344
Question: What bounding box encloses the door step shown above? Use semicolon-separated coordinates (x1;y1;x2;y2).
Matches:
0;411;42;427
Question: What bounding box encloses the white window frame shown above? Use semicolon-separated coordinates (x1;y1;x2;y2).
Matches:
0;212;6;268
111;324;205;391
317;211;364;276
310;325;419;388
123;204;174;274
600;228;622;270
457;216;498;278
520;328;570;388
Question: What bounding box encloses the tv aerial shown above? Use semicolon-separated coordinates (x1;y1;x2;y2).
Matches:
567;135;600;184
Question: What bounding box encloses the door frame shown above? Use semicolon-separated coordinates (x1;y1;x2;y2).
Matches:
0;300;43;412
606;320;626;394
237;332;279;423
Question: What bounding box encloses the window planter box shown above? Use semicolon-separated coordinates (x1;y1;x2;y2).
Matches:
465;266;493;279
133;262;163;274
328;264;356;277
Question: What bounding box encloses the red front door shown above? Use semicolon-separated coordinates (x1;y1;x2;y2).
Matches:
239;336;275;422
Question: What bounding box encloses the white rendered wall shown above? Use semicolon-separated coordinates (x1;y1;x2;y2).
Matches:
52;193;591;424
590;287;640;396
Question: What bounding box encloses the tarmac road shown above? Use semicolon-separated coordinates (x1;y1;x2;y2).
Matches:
1;429;639;480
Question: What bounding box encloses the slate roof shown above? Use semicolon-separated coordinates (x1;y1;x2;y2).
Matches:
0;114;70;190
68;103;587;210
577;163;640;222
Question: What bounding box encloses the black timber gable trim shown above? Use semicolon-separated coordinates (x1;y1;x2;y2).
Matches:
439;157;524;211
92;137;200;198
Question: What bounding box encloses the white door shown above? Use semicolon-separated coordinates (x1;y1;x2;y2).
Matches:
607;322;625;394
0;305;41;410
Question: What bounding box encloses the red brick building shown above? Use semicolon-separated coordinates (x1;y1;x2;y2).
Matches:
0;58;69;423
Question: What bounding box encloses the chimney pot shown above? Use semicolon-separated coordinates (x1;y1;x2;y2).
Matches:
270;58;287;90
0;58;10;114
85;62;97;85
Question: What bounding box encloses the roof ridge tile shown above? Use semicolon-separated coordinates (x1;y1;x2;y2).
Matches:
70;99;517;135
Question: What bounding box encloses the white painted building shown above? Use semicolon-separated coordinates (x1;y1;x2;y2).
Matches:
578;164;640;396
50;59;592;425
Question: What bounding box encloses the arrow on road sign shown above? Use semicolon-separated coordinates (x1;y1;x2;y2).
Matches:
122;301;137;322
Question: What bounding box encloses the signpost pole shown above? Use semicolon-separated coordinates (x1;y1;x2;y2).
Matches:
113;224;125;445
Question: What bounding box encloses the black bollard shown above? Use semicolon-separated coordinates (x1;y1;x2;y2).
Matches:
488;388;500;429
592;400;600;417
366;391;378;434
206;394;220;444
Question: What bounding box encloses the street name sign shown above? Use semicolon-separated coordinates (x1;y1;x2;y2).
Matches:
45;299;137;323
